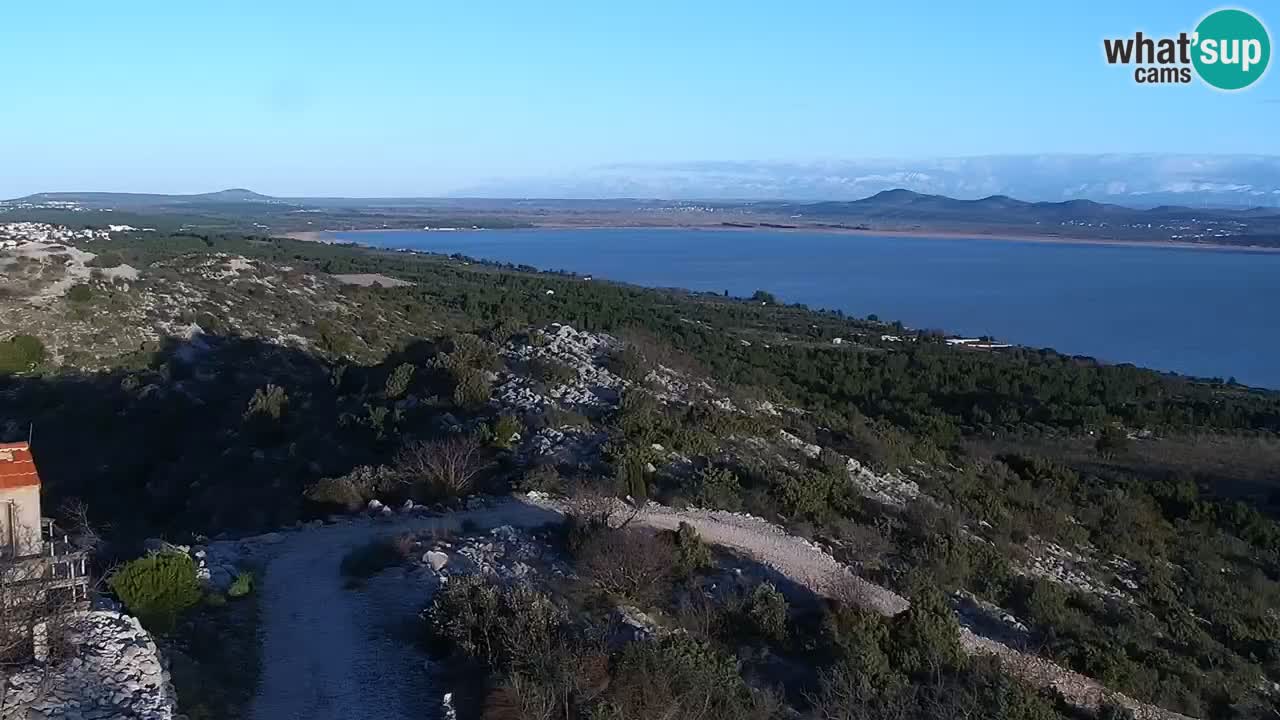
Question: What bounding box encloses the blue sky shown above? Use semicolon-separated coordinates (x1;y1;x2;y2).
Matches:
0;0;1274;197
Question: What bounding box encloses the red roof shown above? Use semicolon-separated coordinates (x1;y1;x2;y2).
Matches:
0;442;40;490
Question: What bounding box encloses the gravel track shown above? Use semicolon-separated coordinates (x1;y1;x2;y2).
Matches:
247;503;559;720
247;495;1192;720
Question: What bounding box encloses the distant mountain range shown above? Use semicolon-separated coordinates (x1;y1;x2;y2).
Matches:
452;154;1280;208
7;185;1280;247
756;188;1280;224
12;188;284;207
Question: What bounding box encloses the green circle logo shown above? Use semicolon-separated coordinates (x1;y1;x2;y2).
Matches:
1193;9;1271;90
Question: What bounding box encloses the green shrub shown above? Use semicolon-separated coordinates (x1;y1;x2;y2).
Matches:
0;334;46;374
888;584;965;676
227;571;255;598
385;362;415;399
109;552;203;631
66;283;94;303
451;367;490;408
492;414;523;449
447;333;500;371
529;357;578;387
340;538;406;581
692;465;742;511
611;446;651;501
244;384;288;422
613;390;668;446
772;468;834;519
671;521;712;578
744;582;789;643
821;605;898;691
599;634;775;720
203;592;227;608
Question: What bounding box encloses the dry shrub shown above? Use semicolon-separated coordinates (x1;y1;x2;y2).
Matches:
613;326;704;378
392;533;417;560
396;435;487;500
574;527;674;606
599;634;781;720
481;674;557;720
1;557;81;716
339;538;406;581
305;465;400;511
304;476;364;511
426;576;565;674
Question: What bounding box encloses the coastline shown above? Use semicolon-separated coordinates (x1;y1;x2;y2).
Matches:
283;224;1279;389
288;225;1280;254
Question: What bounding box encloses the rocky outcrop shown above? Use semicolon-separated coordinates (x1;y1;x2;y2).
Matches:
495;324;624;414
2;612;177;720
1017;538;1137;602
411;524;572;584
610;605;663;645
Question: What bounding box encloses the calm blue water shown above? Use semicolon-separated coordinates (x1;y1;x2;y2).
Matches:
336;229;1280;389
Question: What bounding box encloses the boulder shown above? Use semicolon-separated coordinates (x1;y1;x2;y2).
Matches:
424;551;449;572
610;605;661;646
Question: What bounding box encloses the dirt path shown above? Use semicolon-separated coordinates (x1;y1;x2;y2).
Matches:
524;495;1193;720
246;495;1190;720
247;504;559;720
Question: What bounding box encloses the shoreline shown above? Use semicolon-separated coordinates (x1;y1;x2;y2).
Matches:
282;225;1278;389
288;225;1280;254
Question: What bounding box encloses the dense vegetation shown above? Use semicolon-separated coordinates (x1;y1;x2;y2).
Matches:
423;521;1088;720
3;227;1279;718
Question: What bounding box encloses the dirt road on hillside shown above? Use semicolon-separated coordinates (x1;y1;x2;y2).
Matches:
246;495;1190;720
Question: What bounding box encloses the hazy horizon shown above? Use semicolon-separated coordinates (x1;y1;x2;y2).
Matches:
9;153;1280;208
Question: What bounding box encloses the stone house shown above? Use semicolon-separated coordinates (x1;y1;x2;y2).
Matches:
0;441;90;600
1;442;43;557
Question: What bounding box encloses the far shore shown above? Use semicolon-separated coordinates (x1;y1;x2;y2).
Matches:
285;224;1280;254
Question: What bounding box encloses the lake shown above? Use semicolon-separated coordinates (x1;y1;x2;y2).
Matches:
334;228;1280;389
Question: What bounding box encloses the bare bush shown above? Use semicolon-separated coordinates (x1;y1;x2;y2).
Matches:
1;533;82;716
58;498;102;552
574;527;674;606
481;673;558;720
396;435;487;500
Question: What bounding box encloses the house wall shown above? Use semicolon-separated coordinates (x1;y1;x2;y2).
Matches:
1;485;43;556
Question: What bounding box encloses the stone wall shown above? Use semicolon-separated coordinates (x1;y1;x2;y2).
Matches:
2;611;177;720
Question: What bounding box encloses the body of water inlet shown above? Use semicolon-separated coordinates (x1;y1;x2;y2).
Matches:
335;228;1280;388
